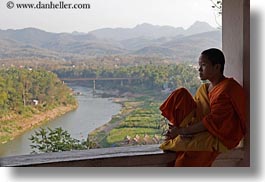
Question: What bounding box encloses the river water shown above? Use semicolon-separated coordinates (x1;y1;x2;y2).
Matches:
0;85;122;157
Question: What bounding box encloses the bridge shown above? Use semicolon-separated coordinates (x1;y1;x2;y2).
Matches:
60;77;140;91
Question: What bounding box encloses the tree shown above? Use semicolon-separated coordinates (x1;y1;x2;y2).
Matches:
0;77;8;113
210;0;222;28
29;127;88;154
0;68;77;115
211;0;222;13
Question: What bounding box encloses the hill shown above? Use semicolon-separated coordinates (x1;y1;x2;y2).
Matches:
90;21;216;40
0;21;221;63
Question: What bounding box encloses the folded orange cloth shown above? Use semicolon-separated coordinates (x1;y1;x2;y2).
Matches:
159;84;228;152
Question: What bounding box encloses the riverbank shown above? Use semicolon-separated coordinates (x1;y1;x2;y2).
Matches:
0;104;78;144
88;97;141;144
88;93;166;148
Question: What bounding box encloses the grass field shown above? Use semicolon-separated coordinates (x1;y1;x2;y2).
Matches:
89;93;168;148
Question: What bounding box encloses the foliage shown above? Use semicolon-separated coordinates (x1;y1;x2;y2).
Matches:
29;127;88;153
54;63;201;95
56;63;201;148
1;63;201;151
210;0;222;28
211;0;222;14
94;97;166;147
0;68;76;116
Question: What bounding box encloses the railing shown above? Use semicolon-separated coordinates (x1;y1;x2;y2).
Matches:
0;144;244;167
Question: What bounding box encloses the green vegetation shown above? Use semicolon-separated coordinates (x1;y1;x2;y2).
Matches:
0;63;200;151
29;127;88;153
77;63;201;148
0;68;76;116
54;63;200;95
89;93;168;148
0;68;77;144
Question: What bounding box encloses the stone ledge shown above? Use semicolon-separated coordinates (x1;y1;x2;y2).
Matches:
0;144;244;167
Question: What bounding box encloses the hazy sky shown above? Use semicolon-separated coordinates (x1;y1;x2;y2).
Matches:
0;0;221;33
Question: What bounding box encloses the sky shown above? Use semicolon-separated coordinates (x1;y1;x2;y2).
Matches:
0;0;221;33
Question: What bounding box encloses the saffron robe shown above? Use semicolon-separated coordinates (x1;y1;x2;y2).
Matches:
159;78;246;166
202;78;246;149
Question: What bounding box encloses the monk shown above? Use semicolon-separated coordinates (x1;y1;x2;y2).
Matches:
159;48;246;167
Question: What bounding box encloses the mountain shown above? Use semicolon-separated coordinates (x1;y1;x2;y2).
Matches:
130;30;221;61
0;22;221;62
0;28;126;59
184;21;216;35
89;22;216;41
0;37;63;60
0;28;57;47
164;30;222;61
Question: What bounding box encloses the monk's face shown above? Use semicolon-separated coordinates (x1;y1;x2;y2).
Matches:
198;54;219;81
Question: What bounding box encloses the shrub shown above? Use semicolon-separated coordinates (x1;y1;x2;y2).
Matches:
29;127;88;153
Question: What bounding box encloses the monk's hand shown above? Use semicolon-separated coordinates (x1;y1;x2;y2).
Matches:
180;123;193;140
180;135;193;140
164;126;194;140
163;130;172;141
162;123;175;140
163;126;180;139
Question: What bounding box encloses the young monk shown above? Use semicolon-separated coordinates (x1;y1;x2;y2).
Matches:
159;48;246;167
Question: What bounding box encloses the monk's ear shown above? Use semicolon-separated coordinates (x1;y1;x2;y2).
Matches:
214;64;221;72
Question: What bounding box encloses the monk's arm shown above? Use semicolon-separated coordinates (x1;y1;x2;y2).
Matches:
167;122;207;139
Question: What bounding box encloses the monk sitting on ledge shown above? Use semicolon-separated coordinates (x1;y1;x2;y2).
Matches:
159;48;246;167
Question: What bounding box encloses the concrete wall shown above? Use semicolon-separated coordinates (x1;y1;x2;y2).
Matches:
0;145;244;167
222;0;250;166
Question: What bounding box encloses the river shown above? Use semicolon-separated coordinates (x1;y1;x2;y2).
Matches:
0;85;122;157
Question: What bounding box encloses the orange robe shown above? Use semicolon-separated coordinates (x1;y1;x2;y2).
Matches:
159;78;246;167
202;78;246;149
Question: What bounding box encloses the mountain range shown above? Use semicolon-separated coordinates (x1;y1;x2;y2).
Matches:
0;21;221;62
